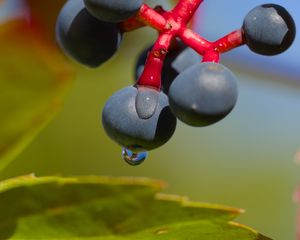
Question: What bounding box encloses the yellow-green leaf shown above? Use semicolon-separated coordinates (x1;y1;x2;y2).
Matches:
0;175;271;239
0;21;73;171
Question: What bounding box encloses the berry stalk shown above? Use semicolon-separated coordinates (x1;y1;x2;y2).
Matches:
171;0;203;24
120;5;167;32
178;28;212;55
121;0;246;88
213;29;245;54
136;4;167;31
202;50;220;63
137;33;173;89
56;0;297;163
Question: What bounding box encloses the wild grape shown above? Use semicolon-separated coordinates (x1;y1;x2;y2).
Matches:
55;0;296;164
56;0;122;67
243;4;296;55
168;62;238;126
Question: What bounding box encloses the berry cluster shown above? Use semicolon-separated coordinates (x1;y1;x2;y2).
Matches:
56;0;296;165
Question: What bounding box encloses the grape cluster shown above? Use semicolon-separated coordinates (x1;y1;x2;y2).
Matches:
56;0;296;165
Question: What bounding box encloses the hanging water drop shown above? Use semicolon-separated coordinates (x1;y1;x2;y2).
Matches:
122;148;148;166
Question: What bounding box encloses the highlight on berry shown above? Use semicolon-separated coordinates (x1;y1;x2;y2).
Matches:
55;0;296;165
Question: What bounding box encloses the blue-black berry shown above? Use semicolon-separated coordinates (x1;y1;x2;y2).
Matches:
168;62;238;127
56;0;122;67
102;86;177;151
243;4;296;56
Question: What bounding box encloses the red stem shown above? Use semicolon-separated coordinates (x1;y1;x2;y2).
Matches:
213;29;245;54
120;17;145;32
171;0;203;24
136;4;167;31
120;5;167;32
202;50;220;63
120;0;245;89
179;28;212;55
137;33;173;89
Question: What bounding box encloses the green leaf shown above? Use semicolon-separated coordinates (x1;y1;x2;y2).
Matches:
0;20;73;171
0;175;271;239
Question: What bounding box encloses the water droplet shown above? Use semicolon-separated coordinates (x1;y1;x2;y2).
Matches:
135;86;159;119
122;148;148;166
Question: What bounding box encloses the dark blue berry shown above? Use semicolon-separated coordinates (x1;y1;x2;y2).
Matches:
168;62;238;127
84;0;143;23
56;0;122;68
243;4;296;56
102;86;177;151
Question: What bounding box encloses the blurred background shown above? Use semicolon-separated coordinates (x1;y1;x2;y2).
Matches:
0;0;299;239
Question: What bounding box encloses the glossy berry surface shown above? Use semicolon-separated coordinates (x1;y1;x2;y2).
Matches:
135;44;200;94
102;86;177;151
56;0;122;67
243;4;296;55
56;0;296;163
168;62;238;127
84;0;143;22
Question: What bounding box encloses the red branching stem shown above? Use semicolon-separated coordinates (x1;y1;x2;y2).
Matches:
213;29;245;54
120;18;145;32
171;0;204;24
136;4;167;32
202;50;220;63
137;33;173;89
120;0;246;89
120;5;167;32
153;5;168;16
179;28;212;55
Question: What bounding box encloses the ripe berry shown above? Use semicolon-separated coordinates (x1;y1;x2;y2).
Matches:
102;86;177;151
135;44;200;94
168;62;238;127
243;4;296;55
84;0;143;23
55;0;296;163
56;0;122;67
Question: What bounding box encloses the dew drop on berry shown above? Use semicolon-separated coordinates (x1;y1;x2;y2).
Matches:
135;86;159;119
122;148;148;166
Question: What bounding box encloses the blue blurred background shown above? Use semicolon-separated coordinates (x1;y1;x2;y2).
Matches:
0;0;299;239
